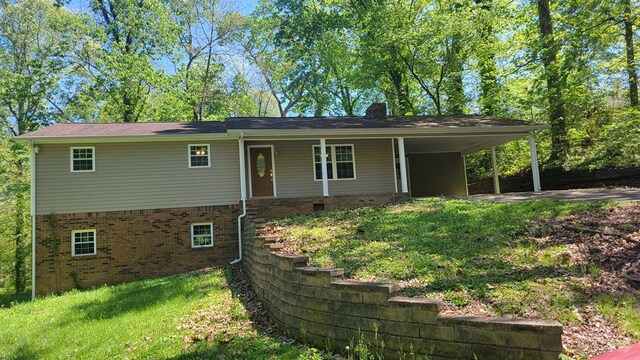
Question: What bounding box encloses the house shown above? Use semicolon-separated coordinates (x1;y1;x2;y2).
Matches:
16;104;547;298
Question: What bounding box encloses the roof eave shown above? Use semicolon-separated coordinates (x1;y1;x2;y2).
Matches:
228;124;549;138
13;132;234;144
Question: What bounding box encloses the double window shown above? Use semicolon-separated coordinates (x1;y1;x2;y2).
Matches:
72;229;96;256
191;223;214;248
189;144;210;168
313;144;356;180
70;147;95;172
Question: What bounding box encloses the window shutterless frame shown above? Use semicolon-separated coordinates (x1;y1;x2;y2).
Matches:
70;146;95;173
190;222;214;248
188;144;211;168
312;144;356;181
71;229;97;256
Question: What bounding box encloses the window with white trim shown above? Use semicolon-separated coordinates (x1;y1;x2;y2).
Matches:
313;144;356;180
191;223;213;248
188;144;210;168
72;229;96;256
70;147;95;172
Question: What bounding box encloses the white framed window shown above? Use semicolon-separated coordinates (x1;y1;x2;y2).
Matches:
70;147;95;172
313;144;356;181
191;223;214;248
71;229;96;256
188;144;210;168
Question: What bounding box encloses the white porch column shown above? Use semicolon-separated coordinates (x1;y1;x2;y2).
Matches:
320;138;329;197
238;138;246;201
491;146;501;195
397;137;409;194
528;131;542;193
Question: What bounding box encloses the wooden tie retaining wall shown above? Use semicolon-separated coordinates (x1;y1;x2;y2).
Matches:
242;215;564;359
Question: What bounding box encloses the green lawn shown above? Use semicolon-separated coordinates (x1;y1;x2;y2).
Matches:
274;198;640;356
0;269;327;360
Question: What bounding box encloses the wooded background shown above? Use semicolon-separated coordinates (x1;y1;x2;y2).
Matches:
1;0;639;293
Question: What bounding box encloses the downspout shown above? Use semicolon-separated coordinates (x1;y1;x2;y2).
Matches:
231;134;246;265
30;141;36;301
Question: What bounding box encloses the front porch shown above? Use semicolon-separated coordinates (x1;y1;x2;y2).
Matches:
237;133;543;205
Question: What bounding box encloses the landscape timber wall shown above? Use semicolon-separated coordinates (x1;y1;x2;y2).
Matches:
242;216;564;360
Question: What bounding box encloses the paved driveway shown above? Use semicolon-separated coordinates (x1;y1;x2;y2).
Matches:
460;187;640;202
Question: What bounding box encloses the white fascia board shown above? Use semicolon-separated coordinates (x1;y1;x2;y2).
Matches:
15;133;235;145
227;125;548;138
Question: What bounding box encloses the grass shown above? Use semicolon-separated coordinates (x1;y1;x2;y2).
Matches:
0;268;328;360
275;198;640;335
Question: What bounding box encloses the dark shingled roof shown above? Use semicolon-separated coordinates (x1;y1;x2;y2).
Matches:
16;116;544;139
16;121;227;138
225;115;538;130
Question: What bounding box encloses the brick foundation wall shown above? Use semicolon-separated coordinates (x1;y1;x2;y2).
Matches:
242;216;564;359
248;193;408;219
35;204;240;295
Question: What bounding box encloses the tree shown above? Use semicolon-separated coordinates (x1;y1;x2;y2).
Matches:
0;0;84;292
88;0;178;122
169;0;243;121
536;0;569;160
243;1;312;117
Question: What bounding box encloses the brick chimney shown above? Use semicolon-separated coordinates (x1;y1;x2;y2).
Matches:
365;103;387;117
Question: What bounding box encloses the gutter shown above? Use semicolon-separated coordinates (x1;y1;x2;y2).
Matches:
230;133;247;265
225;125;550;138
30;141;36;301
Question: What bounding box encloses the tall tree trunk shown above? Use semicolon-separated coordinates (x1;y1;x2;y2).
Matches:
446;36;465;115
624;0;638;107
537;0;569;161
476;0;498;115
13;174;26;293
388;68;413;115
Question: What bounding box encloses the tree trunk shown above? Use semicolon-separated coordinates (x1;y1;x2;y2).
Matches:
476;0;498;115
446;36;465;115
537;0;569;160
13;180;26;293
624;0;638;107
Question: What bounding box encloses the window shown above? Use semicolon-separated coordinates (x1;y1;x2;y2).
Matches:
188;144;210;168
72;229;96;256
70;147;95;172
191;223;213;248
313;144;356;180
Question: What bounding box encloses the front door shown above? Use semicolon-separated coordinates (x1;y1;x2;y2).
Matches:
250;147;274;197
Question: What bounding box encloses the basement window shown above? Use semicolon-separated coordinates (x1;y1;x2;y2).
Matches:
188;144;210;168
191;223;214;248
70;147;95;172
72;229;96;256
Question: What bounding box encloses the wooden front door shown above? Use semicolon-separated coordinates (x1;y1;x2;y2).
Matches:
250;147;274;197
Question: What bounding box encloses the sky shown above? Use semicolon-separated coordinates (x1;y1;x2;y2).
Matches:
62;0;259;15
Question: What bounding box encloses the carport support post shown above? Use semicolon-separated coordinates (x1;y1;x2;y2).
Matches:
528;131;542;192
491;146;501;194
320;138;329;197
398;137;409;193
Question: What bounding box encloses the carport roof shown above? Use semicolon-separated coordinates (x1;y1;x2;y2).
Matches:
225;115;545;131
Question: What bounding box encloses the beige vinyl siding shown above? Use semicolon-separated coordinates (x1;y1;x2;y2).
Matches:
248;139;396;198
36;141;240;215
407;152;468;196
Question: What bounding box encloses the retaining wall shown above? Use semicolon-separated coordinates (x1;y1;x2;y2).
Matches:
242;216;564;359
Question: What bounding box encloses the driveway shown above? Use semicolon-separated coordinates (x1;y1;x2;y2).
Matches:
460;187;640;202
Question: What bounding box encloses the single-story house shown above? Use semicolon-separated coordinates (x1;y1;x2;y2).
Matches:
16;104;547;298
